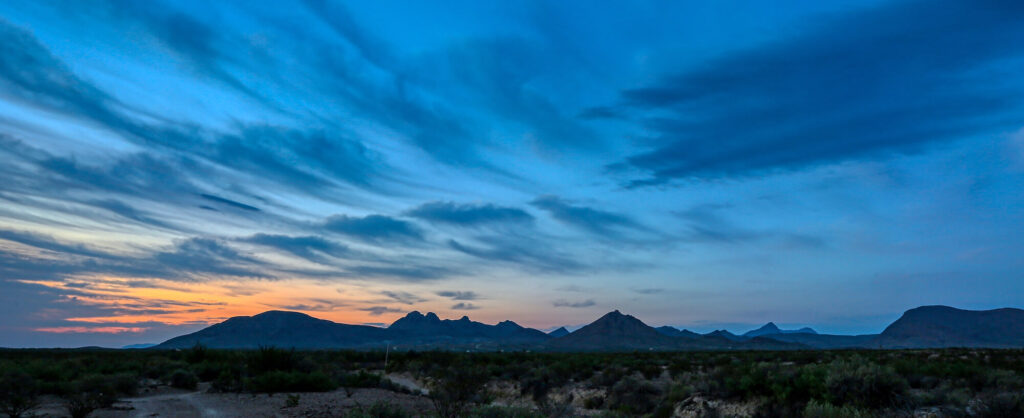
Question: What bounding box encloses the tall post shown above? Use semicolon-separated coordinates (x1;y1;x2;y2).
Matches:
384;342;390;371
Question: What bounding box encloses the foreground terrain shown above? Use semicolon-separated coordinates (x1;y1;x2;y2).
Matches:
2;347;1023;417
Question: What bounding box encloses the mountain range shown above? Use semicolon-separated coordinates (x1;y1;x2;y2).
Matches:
153;305;1024;351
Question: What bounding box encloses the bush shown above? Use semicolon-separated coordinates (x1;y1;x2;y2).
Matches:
170;368;199;390
343;401;411;418
63;376;119;418
0;370;39;418
339;370;383;388
606;376;662;415
431;365;490;418
249;346;297;374
184;343;209;364
824;358;907;409
975;393;1024;418
802;399;872;418
467;405;546;417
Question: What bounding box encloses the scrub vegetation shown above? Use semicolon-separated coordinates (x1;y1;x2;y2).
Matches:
1;347;1023;417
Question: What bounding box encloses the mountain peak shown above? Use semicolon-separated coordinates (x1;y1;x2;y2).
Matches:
390;311;442;330
548;327;570;338
742;321;817;337
548;310;675;349
598;310;626;320
252;310;315;319
879;305;1024;348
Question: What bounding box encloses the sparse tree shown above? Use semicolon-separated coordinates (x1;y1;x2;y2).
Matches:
0;370;39;418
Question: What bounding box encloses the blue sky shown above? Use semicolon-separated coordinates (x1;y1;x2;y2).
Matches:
1;0;1023;347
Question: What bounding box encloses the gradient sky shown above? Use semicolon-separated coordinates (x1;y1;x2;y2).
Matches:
1;0;1023;347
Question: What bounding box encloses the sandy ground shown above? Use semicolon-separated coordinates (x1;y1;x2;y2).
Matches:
29;385;435;418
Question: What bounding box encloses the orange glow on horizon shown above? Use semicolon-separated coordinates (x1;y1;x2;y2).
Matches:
35;326;149;334
19;276;424;331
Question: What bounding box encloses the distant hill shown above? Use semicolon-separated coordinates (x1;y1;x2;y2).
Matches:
388;311;549;345
547;327;570;338
546;310;679;350
152;305;1024;351
122;343;157;349
704;329;745;342
155;311;389;349
156;310;549;349
742;322;817;337
655;326;700;338
545;311;801;351
759;333;877;349
876;305;1024;348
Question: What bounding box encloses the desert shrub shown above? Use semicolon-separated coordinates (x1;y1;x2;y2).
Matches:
984;369;1024;391
468;405;545;417
248;370;335;394
592;366;627;388
519;367;560;402
285;393;300;408
343;401;411;418
606;376;662;415
63;375;120;418
339;370;383;388
192;360;227;382
823;358;907;409
974;392;1024;418
169;368;199;390
0;370;40;418
249;346;297;374
142;356;189;380
184;343;209;364
211;366;245;393
537;394;575;417
583;394;605;409
802;399;872;418
430;364;490;418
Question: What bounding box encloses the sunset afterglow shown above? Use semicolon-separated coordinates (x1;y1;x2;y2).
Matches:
2;0;1023;348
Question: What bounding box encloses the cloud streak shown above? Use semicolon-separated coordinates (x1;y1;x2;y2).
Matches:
553;299;595;308
406;201;533;227
608;0;1024;185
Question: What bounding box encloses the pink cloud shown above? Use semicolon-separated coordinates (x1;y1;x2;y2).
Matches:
34;326;150;334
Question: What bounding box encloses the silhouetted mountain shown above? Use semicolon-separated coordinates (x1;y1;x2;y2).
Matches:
655;326;700;338
156;311;389;349
156;310;549;349
547;310;679;350
388;311;549;344
876;305;1024;348
548;327;570;338
121;343;157;349
760;333;877;349
742;322;818;337
704;329;745;342
153;305;1024;351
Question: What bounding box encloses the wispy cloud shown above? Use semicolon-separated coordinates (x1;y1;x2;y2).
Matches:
436;291;480;301
359;306;404;316
531;195;647;237
381;291;427;305
604;0;1024;186
322;214;424;245
406;201;533;227
553;299;596;308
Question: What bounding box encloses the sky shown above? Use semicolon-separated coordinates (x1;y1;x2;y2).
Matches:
1;0;1023;347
